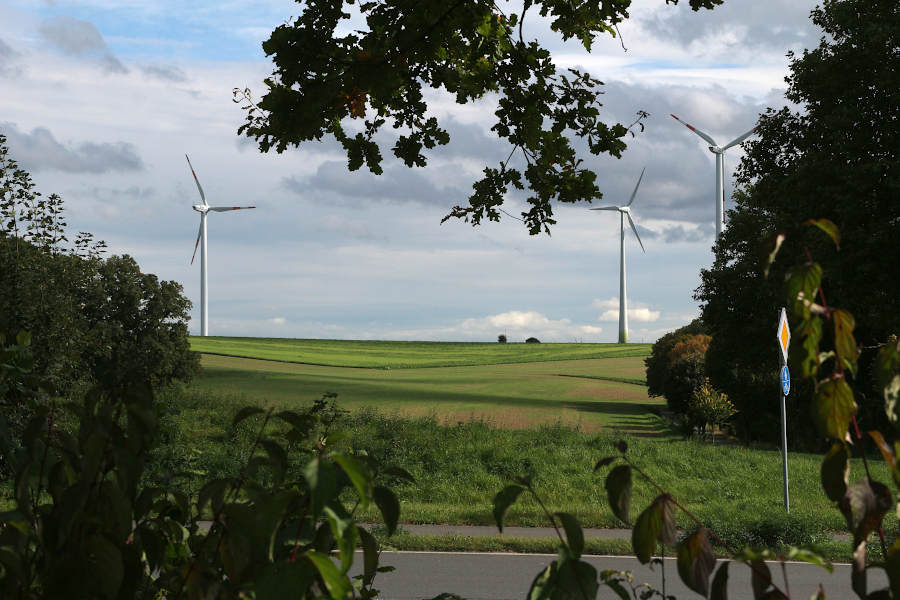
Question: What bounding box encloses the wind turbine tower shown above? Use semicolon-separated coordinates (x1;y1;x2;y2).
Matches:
670;114;758;239
590;168;646;344
186;155;256;336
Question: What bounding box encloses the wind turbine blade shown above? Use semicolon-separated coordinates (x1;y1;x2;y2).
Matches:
626;213;645;253
625;167;646;207
670;114;717;146
208;206;257;212
185;154;207;206
721;125;759;151
589;206;620;211
190;220;201;264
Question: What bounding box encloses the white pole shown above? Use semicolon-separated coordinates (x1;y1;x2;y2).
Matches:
715;152;724;239
780;309;790;512
201;212;208;337
619;212;628;344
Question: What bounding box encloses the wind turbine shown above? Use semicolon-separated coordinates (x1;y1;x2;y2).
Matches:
670;114;758;239
186;155;256;337
590;168;646;344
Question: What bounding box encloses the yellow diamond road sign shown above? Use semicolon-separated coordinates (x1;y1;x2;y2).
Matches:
777;308;790;364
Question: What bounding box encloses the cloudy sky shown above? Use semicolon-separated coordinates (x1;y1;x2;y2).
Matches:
0;0;821;343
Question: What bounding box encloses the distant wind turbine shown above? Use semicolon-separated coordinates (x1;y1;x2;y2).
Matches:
591;168;646;344
670;114;758;239
186;155;256;337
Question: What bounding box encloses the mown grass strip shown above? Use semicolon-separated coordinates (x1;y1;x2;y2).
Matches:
556;374;648;386
189;336;652;369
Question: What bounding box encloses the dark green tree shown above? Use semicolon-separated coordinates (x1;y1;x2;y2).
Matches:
695;0;900;444
236;0;722;234
0;133;199;397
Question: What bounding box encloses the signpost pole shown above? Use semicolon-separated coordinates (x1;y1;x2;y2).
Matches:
777;308;790;513
780;356;790;513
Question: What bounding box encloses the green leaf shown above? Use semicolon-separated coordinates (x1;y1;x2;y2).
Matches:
231;405;265;427
604;465;632;525
832;309;858;376
493;484;525;533
275;409;315;433
677;528;716;597
307;550;353;600
85;535;124;599
793;317;822;379
261;439;288;480
760;231;786;278
255;561;315;600
631;495;674;564
373;485;400;536
554;512;584;559
821;442;850;502
784;547;833;573
197;478;230;515
787;262;822;319
333;454;373;506
556;558;599;599
357;526;379;588
304;458;337;519
710;561;729;600
324;506;358;574
526;563;557;600
593;456;617;470
750;558;772;598
803;218;840;249
15;330;31;347
814;377;856;440
382;465;415;483
840;479;893;544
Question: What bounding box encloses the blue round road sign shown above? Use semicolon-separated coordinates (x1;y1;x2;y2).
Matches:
781;365;790;396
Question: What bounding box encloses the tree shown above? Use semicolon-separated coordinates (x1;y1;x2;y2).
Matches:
644;319;707;399
0;132;199;396
695;0;900;444
497;334;507;343
236;0;722;235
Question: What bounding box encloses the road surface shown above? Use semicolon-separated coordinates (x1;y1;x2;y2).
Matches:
352;551;887;600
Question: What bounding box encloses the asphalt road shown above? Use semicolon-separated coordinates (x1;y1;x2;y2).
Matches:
353;551;888;600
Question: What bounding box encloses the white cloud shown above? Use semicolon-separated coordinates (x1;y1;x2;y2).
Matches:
269;317;287;325
593;297;661;322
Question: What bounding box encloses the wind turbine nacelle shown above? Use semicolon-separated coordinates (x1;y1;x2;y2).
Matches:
192;204;208;213
620;206;630;213
708;145;723;154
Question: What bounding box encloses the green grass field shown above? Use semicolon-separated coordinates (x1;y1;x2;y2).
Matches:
189;336;652;369
190;350;660;433
174;336;894;555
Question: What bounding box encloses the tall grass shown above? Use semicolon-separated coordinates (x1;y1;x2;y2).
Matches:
152;385;894;550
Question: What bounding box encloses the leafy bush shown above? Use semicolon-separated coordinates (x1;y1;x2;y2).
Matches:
0;355;409;598
498;334;507;343
525;337;540;344
687;378;737;437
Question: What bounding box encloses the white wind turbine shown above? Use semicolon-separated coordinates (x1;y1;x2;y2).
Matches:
590;168;646;344
186;155;256;337
670;114;758;239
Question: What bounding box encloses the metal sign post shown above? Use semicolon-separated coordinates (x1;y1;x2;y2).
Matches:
777;308;791;513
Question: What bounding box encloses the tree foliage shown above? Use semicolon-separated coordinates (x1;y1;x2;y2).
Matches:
695;0;900;444
0;132;199;397
644;320;709;417
236;0;722;234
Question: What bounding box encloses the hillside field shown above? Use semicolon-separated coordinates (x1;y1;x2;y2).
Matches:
189;336;651;369
188;337;659;433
